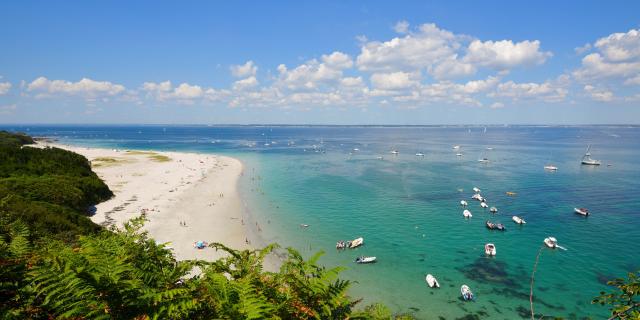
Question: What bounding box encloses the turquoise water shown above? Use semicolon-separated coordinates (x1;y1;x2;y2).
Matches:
5;125;639;319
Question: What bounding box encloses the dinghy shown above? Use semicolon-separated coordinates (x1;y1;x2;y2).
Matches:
460;200;468;207
461;285;474;301
574;208;590;216
544;165;558;171
473;187;481;193
463;210;472;218
480;202;488;208
512;216;526;224
485;243;496;256
355;256;376;264
426;274;440;288
415;152;425;157
471;194;484;202
348;237;364;248
489;206;498;213
544;237;558;248
486;220;506;231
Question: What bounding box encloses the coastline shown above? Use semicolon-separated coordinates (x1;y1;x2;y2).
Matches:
37;142;251;261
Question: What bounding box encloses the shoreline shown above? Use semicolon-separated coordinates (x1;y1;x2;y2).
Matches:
37;142;252;262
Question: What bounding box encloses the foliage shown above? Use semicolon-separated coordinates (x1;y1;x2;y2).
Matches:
593;270;640;320
0;131;34;148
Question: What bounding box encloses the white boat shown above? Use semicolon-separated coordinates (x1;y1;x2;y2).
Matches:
460;200;468;207
453;145;460;150
463;209;472;218
390;150;399;155
574;207;590;216
581;145;601;165
472;187;481;193
471;194;484;202
355;256;376;264
348;237;364;248
489;206;498;213
456;153;463;157
376;156;384;160
480;202;488;208
485;243;496;256
512;216;526;224
486;147;493;150
544;165;558;171
461;285;474;301
544;237;558;248
478;158;489;163
426;274;440;288
415;152;425;157
353;148;359;152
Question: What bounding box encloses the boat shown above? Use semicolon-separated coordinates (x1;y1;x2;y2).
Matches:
574;207;590;216
512;216;526;224
352;148;359;152
478;158;489;163
415;152;425;157
480;202;489;208
544;165;558;171
489;206;498;213
486;220;506;231
426;274;440;288
460;200;468;207
506;191;517;196
348;237;364;248
456;153;463;156
463;210;472;218
355;256;377;264
581;145;601;165
336;241;346;249
486;147;493;150
485;243;496;256
461;285;474;301
471;194;484;202
376;156;384;160
473;187;481;193
390;150;399;155
544;237;558;248
300;224;310;228
453;145;460;150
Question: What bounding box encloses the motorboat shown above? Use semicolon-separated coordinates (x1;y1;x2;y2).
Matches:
489;206;498;213
544;165;558;171
352;148;359;152
300;224;310;228
416;152;425;157
512;216;526;224
486;220;506;231
574;208;590;216
461;285;474;301
581;145;601;165
453;145;460;150
463;210;472;218
426;274;440;288
456;153;463;157
471;194;484;202
505;191;517;196
485;243;496;256
348;237;364;248
473;187;481;193
376;156;384;160
544;237;558;248
478;158;489;163
460;200;468;207
355;256;377;264
390;150;399;155
480;202;489;208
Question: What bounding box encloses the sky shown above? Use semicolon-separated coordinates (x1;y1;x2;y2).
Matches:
0;1;639;125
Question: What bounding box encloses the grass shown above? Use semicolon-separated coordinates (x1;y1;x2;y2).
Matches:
125;150;171;162
91;157;135;167
148;154;171;162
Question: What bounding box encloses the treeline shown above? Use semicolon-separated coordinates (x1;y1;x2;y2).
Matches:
0;131;412;319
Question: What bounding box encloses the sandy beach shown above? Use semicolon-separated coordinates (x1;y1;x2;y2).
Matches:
37;142;250;261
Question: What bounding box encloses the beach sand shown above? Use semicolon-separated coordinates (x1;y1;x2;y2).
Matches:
37;142;250;261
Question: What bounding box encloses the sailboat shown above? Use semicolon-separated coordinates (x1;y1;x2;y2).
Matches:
581;145;601;165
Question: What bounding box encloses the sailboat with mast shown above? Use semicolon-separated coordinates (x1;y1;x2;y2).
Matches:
581;145;601;166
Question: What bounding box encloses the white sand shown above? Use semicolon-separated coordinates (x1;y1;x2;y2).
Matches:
37;142;250;261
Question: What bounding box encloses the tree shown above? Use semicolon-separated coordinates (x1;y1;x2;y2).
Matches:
593;270;640;320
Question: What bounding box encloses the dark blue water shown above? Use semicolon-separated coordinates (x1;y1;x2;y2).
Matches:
3;124;639;319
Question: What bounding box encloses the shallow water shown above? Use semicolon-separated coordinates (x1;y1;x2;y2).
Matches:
6;124;639;319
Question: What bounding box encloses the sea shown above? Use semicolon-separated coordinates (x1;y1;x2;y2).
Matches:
2;124;639;319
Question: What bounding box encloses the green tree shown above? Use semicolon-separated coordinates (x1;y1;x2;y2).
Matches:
593;270;640;320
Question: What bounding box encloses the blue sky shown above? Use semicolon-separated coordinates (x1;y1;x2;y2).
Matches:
0;1;639;124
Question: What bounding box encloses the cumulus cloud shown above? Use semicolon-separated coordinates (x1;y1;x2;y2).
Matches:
142;80;212;103
491;80;567;102
584;85;614;102
275;54;350;91
0;82;11;95
393;20;410;34
574;29;640;82
463;40;552;69
27;77;125;99
233;76;259;90
370;72;420;90
230;61;258;78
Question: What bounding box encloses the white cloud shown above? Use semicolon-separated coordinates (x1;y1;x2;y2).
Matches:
490;102;505;109
174;83;204;99
321;51;353;70
575;43;592;55
574;29;640;82
370;72;419;90
393;20;410;34
0;104;16;115
233;76;259;90
464;40;552;69
492;80;567;102
230;61;258;78
584;85;614;102
27;77;125;99
0;82;11;95
142;81;207;103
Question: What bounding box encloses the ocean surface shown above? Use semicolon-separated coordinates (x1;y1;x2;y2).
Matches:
3;124;639;319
